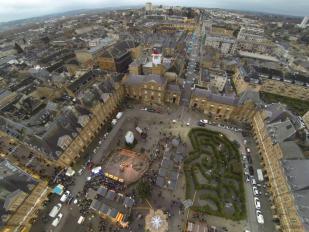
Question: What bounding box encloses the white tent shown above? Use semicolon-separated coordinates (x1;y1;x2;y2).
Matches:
125;131;135;144
91;166;102;174
65;167;75;177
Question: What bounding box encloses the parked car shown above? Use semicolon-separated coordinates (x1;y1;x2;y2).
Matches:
60;191;70;203
254;197;261;209
49;203;62;218
77;216;85;224
245;175;250;182
251;178;257;185
252;186;259;195
200;119;208;124
147;108;156;112
249;166;254;176
52;213;63;227
256;210;264;224
198;121;206;127
247;155;252;164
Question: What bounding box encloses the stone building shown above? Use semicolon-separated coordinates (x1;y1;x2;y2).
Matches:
0;159;50;231
122;74;181;106
232;64;261;95
97;40;140;73
260;79;309;101
189;87;256;122
57;81;125;166
251;103;309;232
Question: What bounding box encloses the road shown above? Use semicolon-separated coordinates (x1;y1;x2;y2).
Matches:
181;20;202;106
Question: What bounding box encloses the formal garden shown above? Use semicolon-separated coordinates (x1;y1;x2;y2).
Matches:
184;128;246;220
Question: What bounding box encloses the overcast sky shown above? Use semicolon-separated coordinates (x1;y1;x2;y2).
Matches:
0;0;308;22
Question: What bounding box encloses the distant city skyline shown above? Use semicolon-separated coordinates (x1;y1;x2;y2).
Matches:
0;0;308;22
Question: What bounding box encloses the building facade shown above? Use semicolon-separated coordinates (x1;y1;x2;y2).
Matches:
58;83;125;166
122;74;181;106
189;88;256;122
260;79;309;101
251;108;308;232
0;159;50;232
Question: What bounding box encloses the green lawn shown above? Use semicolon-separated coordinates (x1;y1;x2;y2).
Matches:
184;128;246;220
260;91;309;116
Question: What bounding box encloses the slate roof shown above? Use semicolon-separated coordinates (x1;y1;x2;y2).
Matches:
281;159;309;231
123;74;166;86
279;141;303;159
101;40;139;59
0;159;38;227
167;84;181;93
266;118;296;143
192;88;239;106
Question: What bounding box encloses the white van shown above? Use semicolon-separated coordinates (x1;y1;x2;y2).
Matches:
60;191;70;203
49;203;62;218
52;213;63;227
116;112;123;119
77;216;85;224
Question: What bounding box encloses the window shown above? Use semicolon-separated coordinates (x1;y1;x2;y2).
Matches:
144;90;148;94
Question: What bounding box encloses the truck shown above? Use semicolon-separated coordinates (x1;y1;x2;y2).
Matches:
135;127;147;138
49;203;62;218
257;169;264;182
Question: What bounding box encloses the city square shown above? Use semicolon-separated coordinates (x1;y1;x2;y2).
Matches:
0;2;308;232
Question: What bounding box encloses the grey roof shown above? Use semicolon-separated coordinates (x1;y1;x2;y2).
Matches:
158;167;167;177
106;190;116;200
156;176;165;187
0;159;38;226
169;171;179;181
109;208;118;218
3;189;25;211
97;186;108;197
266;118;296;144
167;84;181;93
238;90;263;106
124;197;134;208
123;74;166;86
281;159;309;231
161;158;173;169
279;141;303;159
192;88;239;106
174;154;184;163
99;203;110;214
90;199;102;211
101;40;138;59
167;179;177;190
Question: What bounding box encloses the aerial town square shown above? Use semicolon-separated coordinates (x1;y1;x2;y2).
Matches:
0;1;308;232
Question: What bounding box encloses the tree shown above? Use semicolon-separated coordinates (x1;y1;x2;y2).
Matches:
137;181;151;200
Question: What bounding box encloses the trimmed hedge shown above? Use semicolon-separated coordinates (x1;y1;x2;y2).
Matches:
184;128;246;220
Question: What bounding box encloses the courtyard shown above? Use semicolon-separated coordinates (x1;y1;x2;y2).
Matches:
30;105;273;232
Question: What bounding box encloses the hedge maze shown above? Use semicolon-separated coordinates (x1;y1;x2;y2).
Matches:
184;128;246;220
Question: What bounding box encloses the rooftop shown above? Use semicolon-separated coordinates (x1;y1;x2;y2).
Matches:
0;159;38;227
281;159;309;231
